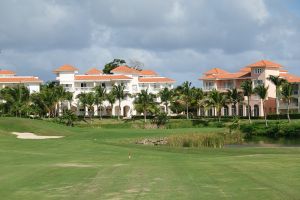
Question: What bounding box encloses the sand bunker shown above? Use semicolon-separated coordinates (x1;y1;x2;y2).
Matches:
11;132;64;140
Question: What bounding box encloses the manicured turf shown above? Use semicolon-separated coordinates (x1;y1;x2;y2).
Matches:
0;117;299;199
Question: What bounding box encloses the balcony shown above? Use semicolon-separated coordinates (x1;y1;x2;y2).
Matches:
75;87;94;92
203;86;216;91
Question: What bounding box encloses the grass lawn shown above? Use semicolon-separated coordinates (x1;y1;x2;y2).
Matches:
0;117;299;199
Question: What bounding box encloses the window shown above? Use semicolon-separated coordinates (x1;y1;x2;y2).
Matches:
101;83;106;87
81;83;87;88
254;80;264;87
254;68;263;74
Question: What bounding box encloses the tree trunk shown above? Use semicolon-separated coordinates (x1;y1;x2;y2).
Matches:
99;103;102;120
118;99;121;120
165;102;169;115
144;109;147;123
287;100;291;123
186;103;189;120
262;100;268;127
248;97;252;124
276;88;280;115
218;109;221;122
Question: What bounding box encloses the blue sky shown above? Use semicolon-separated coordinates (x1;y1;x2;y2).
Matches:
0;0;300;86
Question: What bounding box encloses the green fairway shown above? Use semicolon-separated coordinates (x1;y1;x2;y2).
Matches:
0;118;299;200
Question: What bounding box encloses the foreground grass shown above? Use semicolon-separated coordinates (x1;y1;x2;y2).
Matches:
0;118;299;200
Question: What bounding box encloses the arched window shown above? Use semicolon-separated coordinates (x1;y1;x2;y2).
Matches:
223;106;229;116
239;105;244;117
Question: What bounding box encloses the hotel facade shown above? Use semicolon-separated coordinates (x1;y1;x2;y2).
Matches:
199;60;300;117
53;65;175;117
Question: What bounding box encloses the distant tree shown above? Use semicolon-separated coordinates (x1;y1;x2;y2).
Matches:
134;89;157;122
103;59;126;74
129;59;144;70
94;85;106;120
267;75;287;115
112;83;126;120
158;87;173;115
106;91;116;117
241;80;253;124
281;82;293;123
254;85;269;127
227;88;243;116
176;81;193;119
208;89;227;122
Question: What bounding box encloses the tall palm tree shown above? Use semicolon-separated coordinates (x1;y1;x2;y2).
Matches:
281;82;293;123
254;85;269;127
77;93;88;119
177;81;192;119
134;89;157;122
54;85;67;116
208;89;227;122
227;88;243;116
65;91;73;111
94;85;106;120
267;75;287;115
85;92;95;120
191;88;204;116
112;83;126;120
241;80;253;123
158;87;173;115
106;91;116;117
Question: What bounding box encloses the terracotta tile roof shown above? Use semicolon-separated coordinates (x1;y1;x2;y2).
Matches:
0;69;16;75
53;64;78;72
204;68;228;75
240;67;251;72
75;75;132;81
85;68;103;75
111;65;140;74
200;71;250;80
139;70;158;76
138;77;175;83
0;77;42;83
280;73;300;83
247;60;282;68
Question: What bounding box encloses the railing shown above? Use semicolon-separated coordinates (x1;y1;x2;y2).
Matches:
75;87;94;92
279;103;299;108
203;86;216;91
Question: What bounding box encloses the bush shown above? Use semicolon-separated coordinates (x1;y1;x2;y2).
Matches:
152;113;169;128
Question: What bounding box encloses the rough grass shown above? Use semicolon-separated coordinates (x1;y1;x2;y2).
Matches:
0;117;299;200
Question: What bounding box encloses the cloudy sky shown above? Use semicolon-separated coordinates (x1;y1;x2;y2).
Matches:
1;0;300;86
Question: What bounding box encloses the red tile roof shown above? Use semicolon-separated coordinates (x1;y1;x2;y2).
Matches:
200;71;250;80
204;68;228;75
0;69;16;75
53;64;78;72
75;75;132;81
280;73;300;83
0;77;42;83
247;60;282;68
85;68;103;75
139;70;158;76
111;65;140;74
138;77;175;83
240;67;251;72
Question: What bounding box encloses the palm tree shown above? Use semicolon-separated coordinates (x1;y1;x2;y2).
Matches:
241;80;253;123
227;88;243;116
177;81;192;119
208;89;227;122
94;85;106;120
54;85;67;116
134;89;157;122
85;92;95;120
112;83;126;120
267;75;287;115
191;88;204;116
158;87;173;115
254;85;269;127
281;83;293;123
65;91;73;110
77;93;88;119
106;91;116;117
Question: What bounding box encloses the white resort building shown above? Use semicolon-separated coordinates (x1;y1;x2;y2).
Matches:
0;69;42;93
53;65;175;117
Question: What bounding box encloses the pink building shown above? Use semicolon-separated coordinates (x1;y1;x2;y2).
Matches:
199;60;300;117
